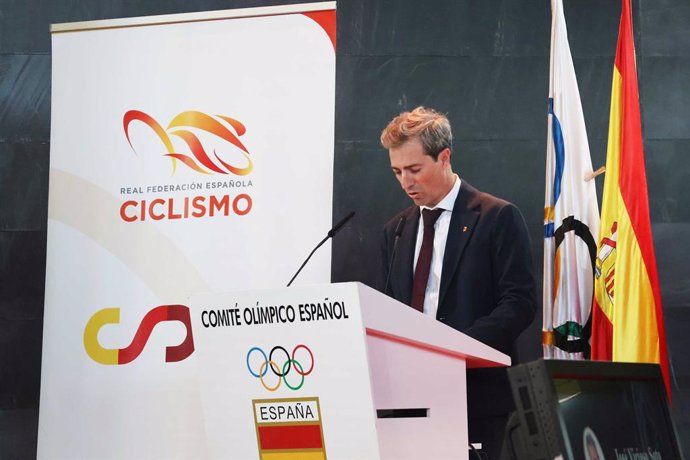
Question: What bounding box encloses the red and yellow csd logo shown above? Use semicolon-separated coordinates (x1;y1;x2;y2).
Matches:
124;110;253;176
84;305;195;365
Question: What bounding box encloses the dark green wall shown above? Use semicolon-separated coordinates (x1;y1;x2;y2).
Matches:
0;0;687;457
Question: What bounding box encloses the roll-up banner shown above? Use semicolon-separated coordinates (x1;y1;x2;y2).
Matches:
40;3;336;458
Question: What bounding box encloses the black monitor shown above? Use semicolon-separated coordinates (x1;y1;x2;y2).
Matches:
505;359;684;460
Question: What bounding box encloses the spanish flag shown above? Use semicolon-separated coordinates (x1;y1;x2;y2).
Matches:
591;0;671;398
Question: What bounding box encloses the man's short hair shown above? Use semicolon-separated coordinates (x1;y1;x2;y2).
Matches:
380;106;453;160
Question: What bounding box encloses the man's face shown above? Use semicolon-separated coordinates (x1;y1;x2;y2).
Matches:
389;138;451;207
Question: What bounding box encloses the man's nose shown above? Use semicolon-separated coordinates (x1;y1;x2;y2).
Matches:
400;171;414;188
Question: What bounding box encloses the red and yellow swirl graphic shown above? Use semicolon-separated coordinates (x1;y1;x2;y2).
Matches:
84;305;195;365
123;110;253;176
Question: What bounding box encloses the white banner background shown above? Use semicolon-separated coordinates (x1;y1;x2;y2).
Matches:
40;5;335;458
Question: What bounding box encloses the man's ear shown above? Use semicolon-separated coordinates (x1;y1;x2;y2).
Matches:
439;147;451;165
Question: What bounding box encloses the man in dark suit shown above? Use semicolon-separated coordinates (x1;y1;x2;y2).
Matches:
379;106;537;459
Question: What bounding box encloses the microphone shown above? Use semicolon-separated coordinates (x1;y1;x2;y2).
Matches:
328;211;355;238
287;212;356;287
384;215;406;295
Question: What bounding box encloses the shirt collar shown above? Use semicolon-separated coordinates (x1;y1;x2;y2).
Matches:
420;174;461;213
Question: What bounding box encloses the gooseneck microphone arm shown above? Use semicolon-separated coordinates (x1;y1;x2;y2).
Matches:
287;212;355;287
384;215;406;295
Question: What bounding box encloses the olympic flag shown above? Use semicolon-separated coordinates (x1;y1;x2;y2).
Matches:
591;0;671;397
40;4;336;458
542;0;600;359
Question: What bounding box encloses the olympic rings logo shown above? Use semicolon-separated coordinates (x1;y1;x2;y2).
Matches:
246;345;314;392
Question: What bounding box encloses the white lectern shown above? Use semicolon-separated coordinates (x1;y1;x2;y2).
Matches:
191;282;510;460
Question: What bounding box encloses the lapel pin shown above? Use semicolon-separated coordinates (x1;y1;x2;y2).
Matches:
463;226;468;232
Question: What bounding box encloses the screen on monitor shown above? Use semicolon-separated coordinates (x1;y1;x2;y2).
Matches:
506;359;683;460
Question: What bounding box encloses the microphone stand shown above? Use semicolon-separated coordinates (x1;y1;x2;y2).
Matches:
287;212;355;287
384;215;406;295
287;235;329;287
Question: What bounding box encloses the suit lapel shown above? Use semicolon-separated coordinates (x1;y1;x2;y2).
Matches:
438;182;480;316
392;207;419;306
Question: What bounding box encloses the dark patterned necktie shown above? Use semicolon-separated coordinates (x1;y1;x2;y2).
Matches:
410;208;444;312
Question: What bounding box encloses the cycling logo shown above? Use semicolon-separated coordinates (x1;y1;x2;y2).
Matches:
84;305;195;365
247;345;314;392
123;110;253;176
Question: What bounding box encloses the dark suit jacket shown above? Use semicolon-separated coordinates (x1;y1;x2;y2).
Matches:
379;180;537;416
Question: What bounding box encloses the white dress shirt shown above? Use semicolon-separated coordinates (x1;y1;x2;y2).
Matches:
413;175;461;318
